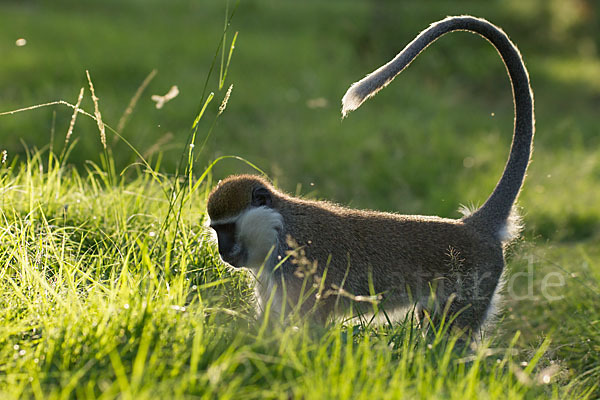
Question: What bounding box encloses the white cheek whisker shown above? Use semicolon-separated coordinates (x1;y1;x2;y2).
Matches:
237;207;284;271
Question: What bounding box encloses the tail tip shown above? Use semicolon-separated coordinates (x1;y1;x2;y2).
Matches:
341;83;365;118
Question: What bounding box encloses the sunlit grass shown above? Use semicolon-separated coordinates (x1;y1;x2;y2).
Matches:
1;1;599;398
0;73;596;400
0;148;578;399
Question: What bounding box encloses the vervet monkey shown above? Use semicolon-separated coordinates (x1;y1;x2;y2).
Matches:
207;16;534;334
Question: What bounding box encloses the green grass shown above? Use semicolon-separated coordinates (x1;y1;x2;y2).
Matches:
1;0;599;398
0;153;583;399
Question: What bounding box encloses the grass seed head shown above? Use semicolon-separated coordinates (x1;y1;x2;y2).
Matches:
218;84;233;115
65;87;85;146
86;70;106;149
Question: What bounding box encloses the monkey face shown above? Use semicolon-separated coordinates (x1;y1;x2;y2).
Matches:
210;205;284;271
207;176;283;271
210;221;247;267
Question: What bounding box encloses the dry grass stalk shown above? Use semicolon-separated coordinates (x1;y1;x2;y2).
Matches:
143;132;175;159
85;70;106;149
117;69;158;133
65;87;85;147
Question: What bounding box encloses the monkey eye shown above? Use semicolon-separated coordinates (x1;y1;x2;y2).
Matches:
252;187;273;208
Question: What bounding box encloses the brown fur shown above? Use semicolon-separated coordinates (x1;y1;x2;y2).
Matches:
208;175;505;333
206;16;534;336
208;178;259;220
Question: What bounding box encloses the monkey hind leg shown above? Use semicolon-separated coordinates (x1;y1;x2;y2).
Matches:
440;284;505;340
442;254;506;338
418;277;504;339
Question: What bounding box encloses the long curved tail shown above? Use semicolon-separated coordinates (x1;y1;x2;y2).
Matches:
341;15;535;239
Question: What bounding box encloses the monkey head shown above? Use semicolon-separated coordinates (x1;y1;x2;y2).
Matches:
207;175;284;271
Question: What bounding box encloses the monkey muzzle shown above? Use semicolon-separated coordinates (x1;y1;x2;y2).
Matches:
220;243;247;267
211;222;247;267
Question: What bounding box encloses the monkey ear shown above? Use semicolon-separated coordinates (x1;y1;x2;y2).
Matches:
252;187;273;208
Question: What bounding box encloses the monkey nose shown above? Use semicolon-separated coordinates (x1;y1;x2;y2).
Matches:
220;246;247;268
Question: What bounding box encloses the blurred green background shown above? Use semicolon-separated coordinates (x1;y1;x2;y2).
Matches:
1;0;599;240
2;2;599;394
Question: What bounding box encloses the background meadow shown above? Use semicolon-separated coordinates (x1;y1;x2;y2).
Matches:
0;0;598;398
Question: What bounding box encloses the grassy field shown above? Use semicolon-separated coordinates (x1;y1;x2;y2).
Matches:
1;0;599;398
